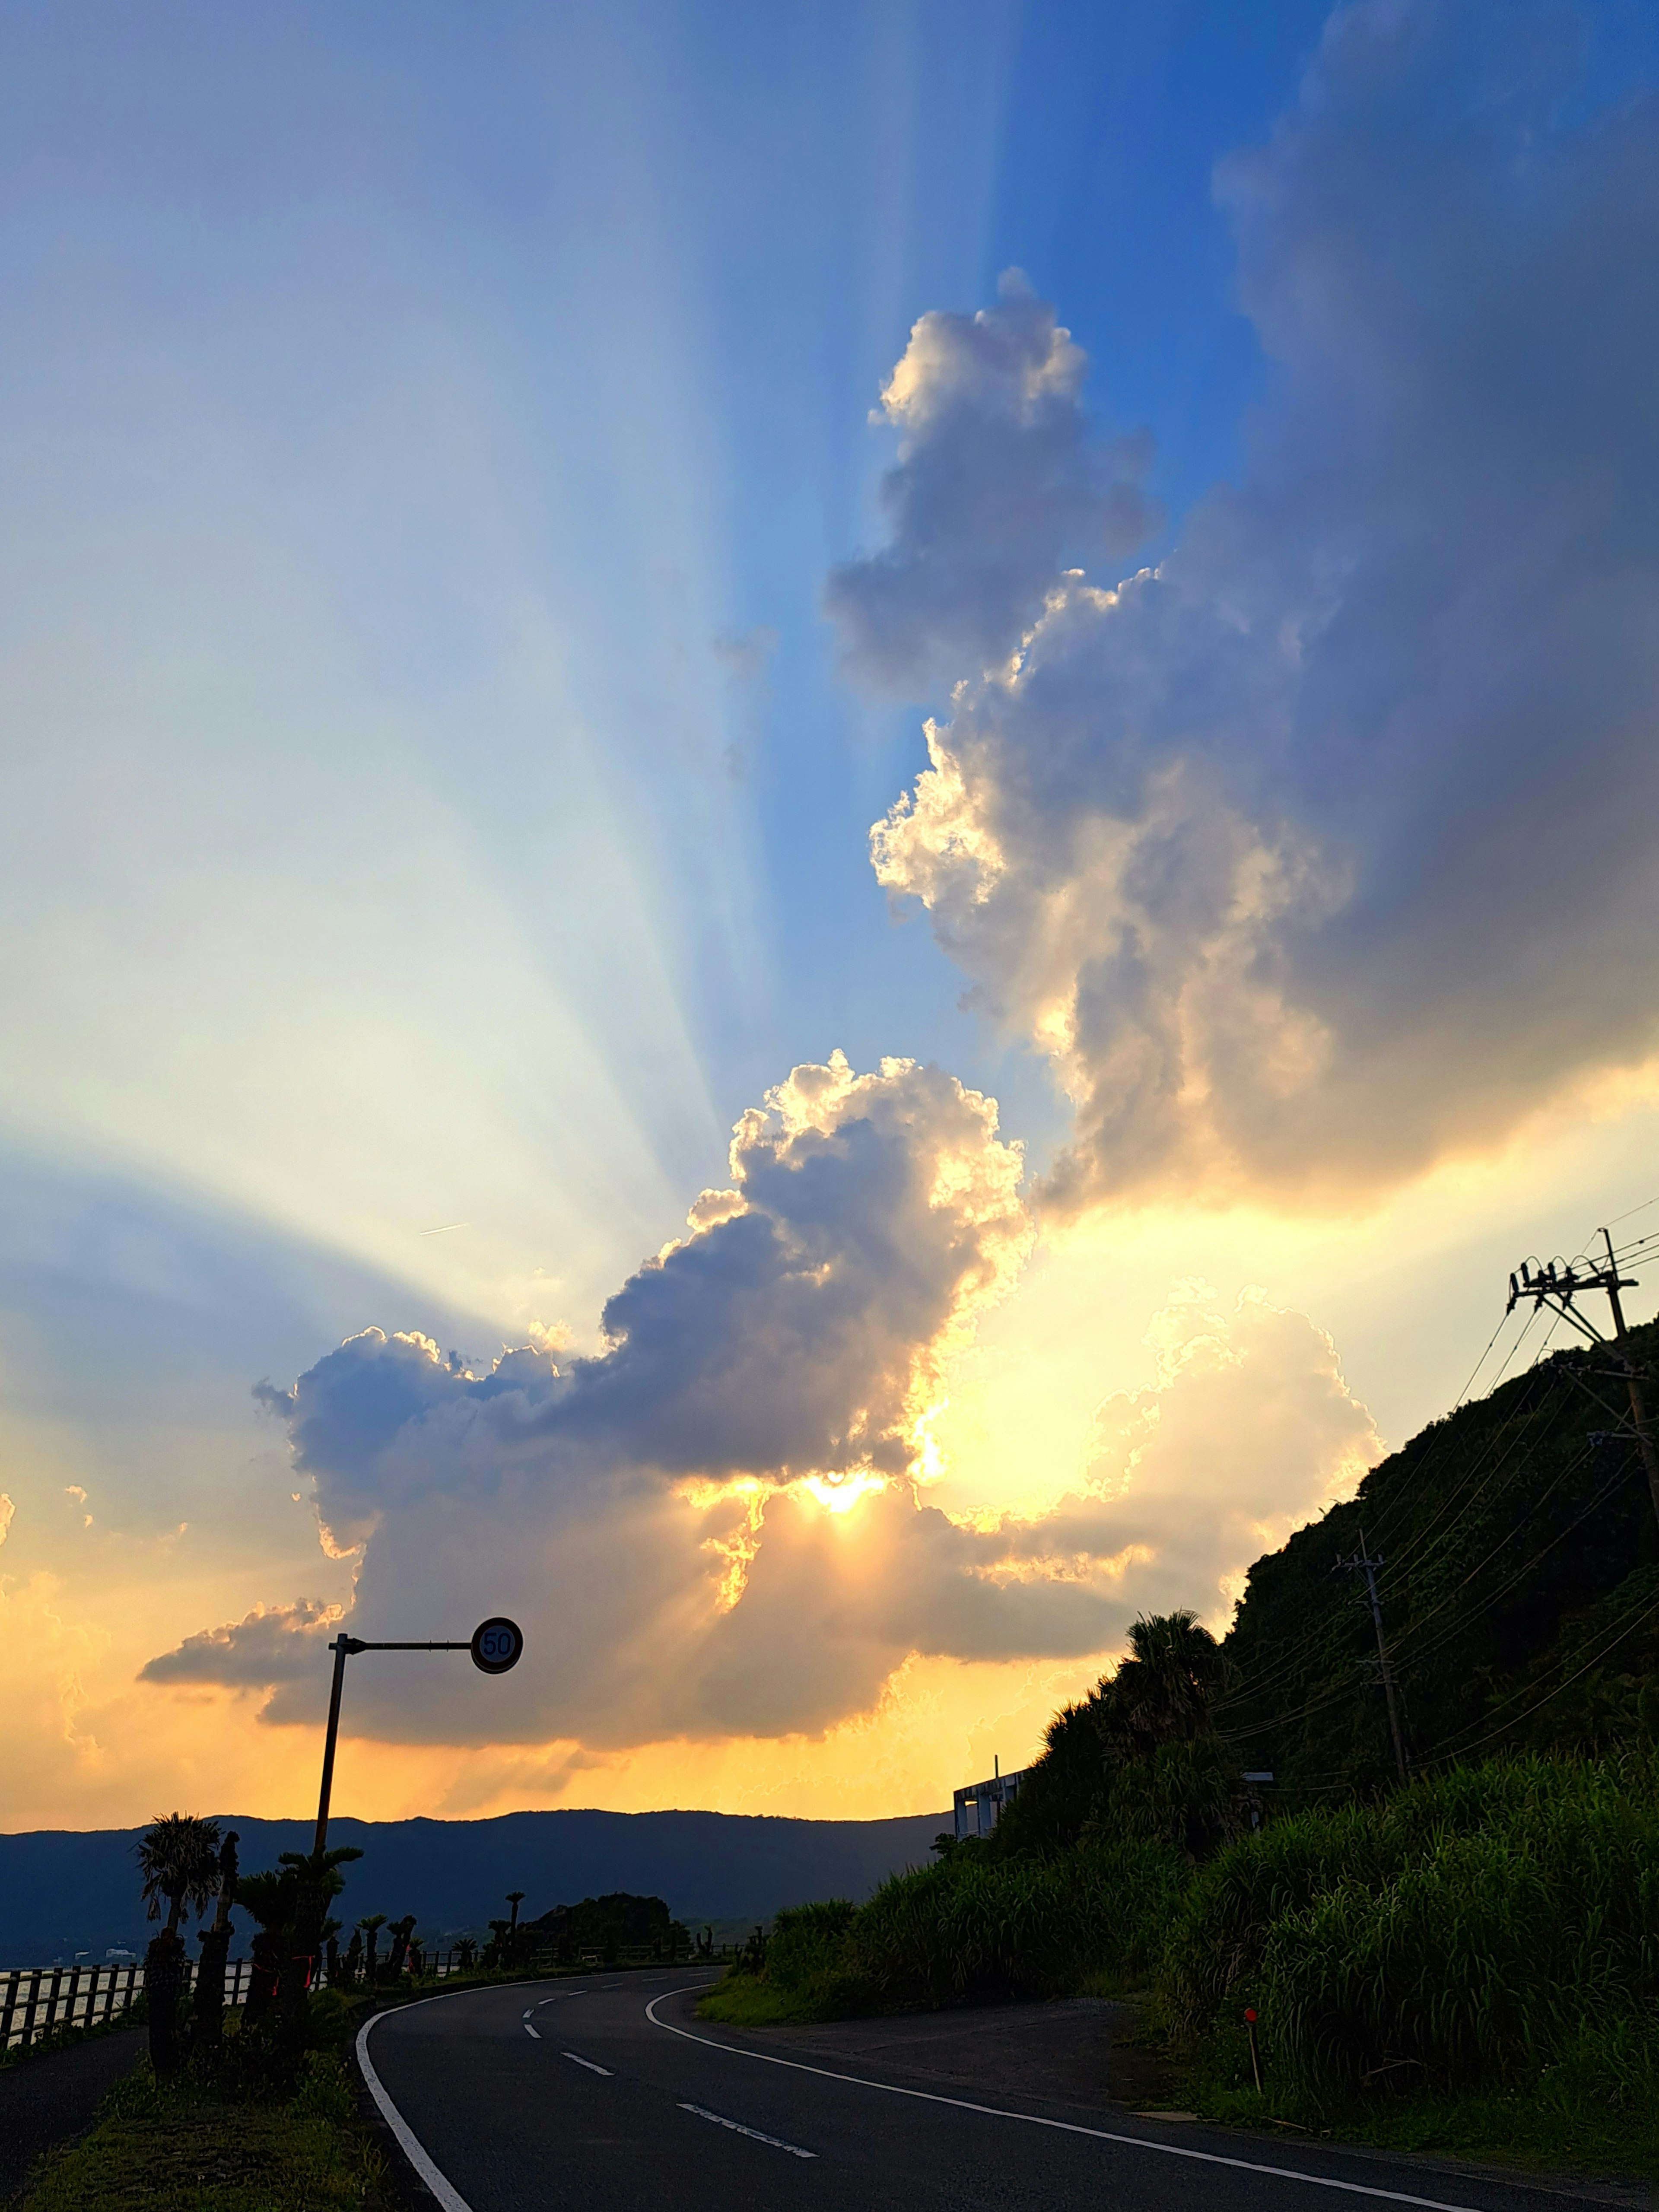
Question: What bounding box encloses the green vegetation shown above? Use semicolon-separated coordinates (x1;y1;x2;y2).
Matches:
1221;1320;1659;1793
518;1890;692;1968
707;1320;1659;2179
21;2006;391;2212
1167;1750;1659;2167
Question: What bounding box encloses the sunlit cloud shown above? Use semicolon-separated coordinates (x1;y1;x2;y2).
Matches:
852;4;1659;1215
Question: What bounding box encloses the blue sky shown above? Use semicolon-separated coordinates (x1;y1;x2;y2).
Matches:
5;0;1659;1827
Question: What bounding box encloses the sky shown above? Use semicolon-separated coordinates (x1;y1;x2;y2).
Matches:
5;0;1659;1833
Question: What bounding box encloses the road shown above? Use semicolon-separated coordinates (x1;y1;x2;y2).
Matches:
0;2026;143;2206
358;1969;1626;2212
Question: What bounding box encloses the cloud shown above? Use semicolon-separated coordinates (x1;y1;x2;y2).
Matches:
0;1494;13;1548
712;626;779;683
855;4;1659;1211
146;1055;1160;1745
140;1597;346;1690
144;1051;1375;1751
825;270;1158;694
1070;1284;1380;1621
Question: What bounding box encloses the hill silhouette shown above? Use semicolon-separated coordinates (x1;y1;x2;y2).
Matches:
0;1805;945;1966
1220;1316;1659;1794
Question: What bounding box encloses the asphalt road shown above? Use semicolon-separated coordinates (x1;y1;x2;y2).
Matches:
0;2026;143;2206
358;1971;1631;2212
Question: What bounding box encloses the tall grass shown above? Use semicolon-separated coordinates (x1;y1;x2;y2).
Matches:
1163;1751;1659;2108
845;1838;1182;2007
710;1746;1659;2168
702;1838;1185;2026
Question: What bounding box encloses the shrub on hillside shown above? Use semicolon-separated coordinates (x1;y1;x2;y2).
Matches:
843;1837;1185;2008
1161;1751;1659;2106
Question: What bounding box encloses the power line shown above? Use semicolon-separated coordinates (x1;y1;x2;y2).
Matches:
1505;1228;1659;1529
1421;1587;1659;1767
1334;1532;1408;1781
1210;1316;1567;1722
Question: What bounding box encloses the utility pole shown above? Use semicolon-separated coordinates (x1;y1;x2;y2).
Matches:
1506;1232;1659;1531
1335;1533;1408;1783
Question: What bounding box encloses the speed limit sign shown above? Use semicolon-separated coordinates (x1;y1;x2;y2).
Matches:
470;1617;524;1675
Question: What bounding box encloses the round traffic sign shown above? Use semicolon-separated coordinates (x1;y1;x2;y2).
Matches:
470;1617;524;1675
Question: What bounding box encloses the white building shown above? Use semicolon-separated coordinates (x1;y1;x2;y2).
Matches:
953;1762;1027;1840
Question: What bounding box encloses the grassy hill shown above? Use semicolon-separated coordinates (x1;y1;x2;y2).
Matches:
1219;1316;1659;1795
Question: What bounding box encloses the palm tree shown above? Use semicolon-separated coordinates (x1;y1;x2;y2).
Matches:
235;1867;300;2025
359;1913;388;1984
136;1812;223;1936
191;1830;240;2049
135;1813;222;2075
1111;1611;1229;1748
270;1846;362;2040
386;1914;417;1981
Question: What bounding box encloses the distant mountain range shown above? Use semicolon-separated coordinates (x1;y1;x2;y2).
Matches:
0;1805;947;1965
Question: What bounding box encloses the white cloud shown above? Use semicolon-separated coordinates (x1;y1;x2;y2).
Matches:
146;1055;1161;1745
825;270;1157;694
856;3;1659;1211
1074;1284;1380;1621
143;1062;1377;1750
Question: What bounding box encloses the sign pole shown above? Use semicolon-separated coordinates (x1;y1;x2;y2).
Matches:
310;1621;523;1857
314;1636;355;1856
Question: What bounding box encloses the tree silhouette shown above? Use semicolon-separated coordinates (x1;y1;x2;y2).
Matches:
136;1813;222;1936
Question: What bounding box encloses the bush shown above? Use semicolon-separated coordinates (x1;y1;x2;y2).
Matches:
701;1837;1188;2026
1161;1751;1659;2108
846;1837;1184;2008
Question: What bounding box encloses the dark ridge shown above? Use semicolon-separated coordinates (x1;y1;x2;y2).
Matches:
0;1805;946;1965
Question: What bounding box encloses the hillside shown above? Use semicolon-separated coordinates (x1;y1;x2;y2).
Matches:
0;1804;945;1966
1219;1316;1659;1795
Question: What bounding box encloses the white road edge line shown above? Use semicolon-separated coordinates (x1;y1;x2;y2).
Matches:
644;1993;1488;2212
680;2101;816;2158
563;2050;613;2076
358;1990;493;2212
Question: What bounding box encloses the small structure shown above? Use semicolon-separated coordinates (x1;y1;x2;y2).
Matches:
953;1760;1027;1840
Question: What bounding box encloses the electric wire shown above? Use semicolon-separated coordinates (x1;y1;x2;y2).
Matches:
1207;1307;1557;1719
1209;1339;1570;1723
1420;1588;1659;1767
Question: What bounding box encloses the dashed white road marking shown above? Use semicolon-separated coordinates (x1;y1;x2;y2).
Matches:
563;2050;613;2077
356;1975;704;2212
523;2023;540;2040
644;1993;1489;2212
679;2102;816;2158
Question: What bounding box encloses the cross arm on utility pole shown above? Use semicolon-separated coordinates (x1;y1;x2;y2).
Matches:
1503;1229;1659;1535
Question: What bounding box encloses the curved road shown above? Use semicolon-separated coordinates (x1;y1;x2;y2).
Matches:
359;1970;1615;2212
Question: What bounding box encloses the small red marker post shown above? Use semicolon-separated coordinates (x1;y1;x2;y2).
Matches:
1244;2007;1263;2094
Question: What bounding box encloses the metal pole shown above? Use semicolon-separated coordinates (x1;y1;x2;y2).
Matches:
1338;1536;1408;1783
1601;1229;1659;1530
1359;1546;1409;1785
314;1636;351;1856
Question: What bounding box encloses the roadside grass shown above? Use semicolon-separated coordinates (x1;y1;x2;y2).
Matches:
1189;2071;1659;2186
16;1958;682;2209
697;1969;827;2027
19;2050;388;2211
